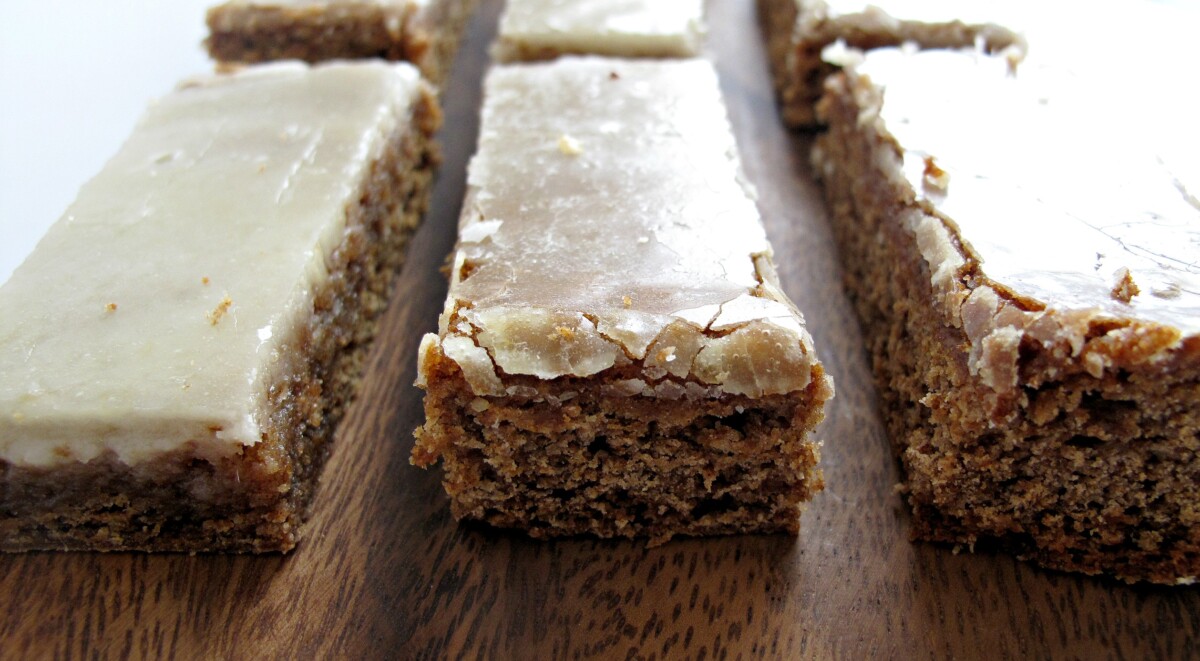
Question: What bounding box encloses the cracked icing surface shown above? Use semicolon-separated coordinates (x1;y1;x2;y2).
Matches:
494;0;705;60
0;61;424;467
852;48;1200;343
428;57;821;399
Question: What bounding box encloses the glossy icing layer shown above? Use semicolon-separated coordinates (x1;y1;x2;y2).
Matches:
0;61;424;467
854;47;1200;335
430;57;822;399
495;0;705;60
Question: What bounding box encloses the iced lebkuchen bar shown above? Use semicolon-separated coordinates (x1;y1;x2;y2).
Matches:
814;46;1200;583
0;61;440;552
758;0;1022;127
206;0;479;84
413;57;833;543
492;0;705;62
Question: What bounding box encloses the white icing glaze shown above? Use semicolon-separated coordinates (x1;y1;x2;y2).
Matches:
495;0;705;60
434;57;822;399
856;45;1200;335
0;61;424;467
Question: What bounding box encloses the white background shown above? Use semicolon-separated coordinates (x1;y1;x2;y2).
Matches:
0;1;212;284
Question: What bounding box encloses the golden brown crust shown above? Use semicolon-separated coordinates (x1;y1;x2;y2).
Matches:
0;88;442;554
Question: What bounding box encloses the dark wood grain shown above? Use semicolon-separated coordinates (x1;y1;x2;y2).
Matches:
2;1;1197;659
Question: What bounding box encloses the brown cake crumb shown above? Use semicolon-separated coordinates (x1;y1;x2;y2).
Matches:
922;155;949;192
1110;267;1140;303
207;295;233;326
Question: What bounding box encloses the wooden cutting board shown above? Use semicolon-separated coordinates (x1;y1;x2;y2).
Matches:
2;1;1196;658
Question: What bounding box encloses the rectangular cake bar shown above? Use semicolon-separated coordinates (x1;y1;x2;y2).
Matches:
758;0;1022;127
814;47;1200;583
0;61;440;553
412;57;832;542
492;0;706;62
206;0;479;84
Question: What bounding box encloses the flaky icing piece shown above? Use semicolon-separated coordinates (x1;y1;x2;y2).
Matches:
0;61;428;467
837;46;1199;389
493;0;705;61
425;57;825;399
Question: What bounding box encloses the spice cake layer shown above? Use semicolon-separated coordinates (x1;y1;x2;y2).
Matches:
206;0;479;84
0;61;440;552
814;47;1200;583
492;0;705;62
758;0;1023;127
413;56;832;543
